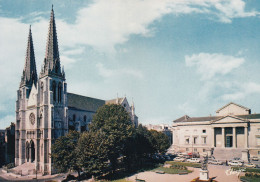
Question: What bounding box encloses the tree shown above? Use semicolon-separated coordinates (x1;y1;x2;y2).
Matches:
51;131;81;177
123;124;156;170
76;130;110;177
89;104;135;173
150;130;170;154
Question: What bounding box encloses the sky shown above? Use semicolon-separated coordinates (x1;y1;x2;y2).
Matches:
1;0;260;129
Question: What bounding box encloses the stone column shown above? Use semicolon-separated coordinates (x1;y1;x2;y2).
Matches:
233;127;236;148
211;127;215;147
245;127;248;148
222;127;225;148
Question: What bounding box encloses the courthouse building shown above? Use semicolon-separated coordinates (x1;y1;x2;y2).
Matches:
15;7;138;175
172;102;260;161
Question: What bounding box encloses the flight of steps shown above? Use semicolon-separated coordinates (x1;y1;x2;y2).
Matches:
212;148;243;161
12;162;36;175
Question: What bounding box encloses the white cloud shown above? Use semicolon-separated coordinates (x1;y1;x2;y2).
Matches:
0;0;258;125
185;52;245;80
222;82;260;100
96;63;143;79
56;0;258;52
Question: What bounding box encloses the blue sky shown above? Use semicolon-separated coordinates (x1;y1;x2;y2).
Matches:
1;0;260;129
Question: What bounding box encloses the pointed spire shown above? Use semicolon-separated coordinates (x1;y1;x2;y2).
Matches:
20;26;37;87
40;6;63;78
131;98;135;115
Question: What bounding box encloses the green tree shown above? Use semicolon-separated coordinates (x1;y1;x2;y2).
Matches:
123;124;156;170
89;104;135;173
150;130;170;154
51;131;81;177
76;130;110;177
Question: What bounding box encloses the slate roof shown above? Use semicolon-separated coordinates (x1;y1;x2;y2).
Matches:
67;93;105;112
173;114;260;123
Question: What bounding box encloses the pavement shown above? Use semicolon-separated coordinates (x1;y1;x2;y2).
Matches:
127;165;243;182
0;164;245;182
0;168;68;182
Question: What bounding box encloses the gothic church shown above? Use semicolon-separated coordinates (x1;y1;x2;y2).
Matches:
15;7;138;175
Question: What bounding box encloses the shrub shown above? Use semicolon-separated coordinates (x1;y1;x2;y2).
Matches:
245;172;251;177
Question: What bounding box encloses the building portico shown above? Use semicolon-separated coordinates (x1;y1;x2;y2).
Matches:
171;102;260;160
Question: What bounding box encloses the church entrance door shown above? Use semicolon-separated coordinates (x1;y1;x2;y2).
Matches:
26;142;30;162
226;136;233;148
30;140;35;162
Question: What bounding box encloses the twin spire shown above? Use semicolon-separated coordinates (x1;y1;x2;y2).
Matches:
20;6;63;88
20;26;37;87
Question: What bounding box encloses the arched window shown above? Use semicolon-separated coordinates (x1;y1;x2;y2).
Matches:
40;82;44;103
52;81;56;102
58;82;62;103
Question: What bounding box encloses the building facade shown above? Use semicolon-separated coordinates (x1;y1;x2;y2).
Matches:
171;102;260;161
145;124;173;144
15;7;138;175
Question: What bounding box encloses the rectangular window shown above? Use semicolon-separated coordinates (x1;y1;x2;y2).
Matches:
194;137;197;144
203;137;207;144
258;151;260;155
202;129;206;133
186;148;189;152
194;148;197;152
203;149;206;152
257;137;260;146
185;138;189;144
258;128;260;132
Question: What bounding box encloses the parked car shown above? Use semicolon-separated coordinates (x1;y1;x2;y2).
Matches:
232;157;244;163
252;156;259;161
187;158;201;163
174;157;186;162
244;163;257;168
228;160;243;166
208;159;223;165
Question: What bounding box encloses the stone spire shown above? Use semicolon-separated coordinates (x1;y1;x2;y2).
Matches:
40;6;64;78
20;25;37;87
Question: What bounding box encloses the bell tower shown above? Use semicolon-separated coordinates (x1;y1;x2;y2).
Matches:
15;26;38;166
38;6;68;174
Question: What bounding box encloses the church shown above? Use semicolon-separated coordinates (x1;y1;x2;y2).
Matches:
171;102;260;162
15;7;138;175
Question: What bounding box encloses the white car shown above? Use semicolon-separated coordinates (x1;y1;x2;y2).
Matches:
228;160;243;166
252;156;259;161
208;159;223;165
244;163;256;168
187;158;201;163
174;157;186;162
232;157;244;163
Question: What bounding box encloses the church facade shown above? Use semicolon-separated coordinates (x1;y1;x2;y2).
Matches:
171;102;260;161
15;8;138;175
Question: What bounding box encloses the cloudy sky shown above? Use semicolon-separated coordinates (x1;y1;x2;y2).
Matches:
1;0;260;129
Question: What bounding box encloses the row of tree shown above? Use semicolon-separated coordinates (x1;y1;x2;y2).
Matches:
51;104;170;179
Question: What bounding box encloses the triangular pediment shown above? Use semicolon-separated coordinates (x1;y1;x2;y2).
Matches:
216;102;250;116
216;102;249;112
211;115;247;124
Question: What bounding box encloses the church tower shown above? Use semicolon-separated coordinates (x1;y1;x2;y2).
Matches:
38;6;68;174
15;7;67;175
15;26;38;166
